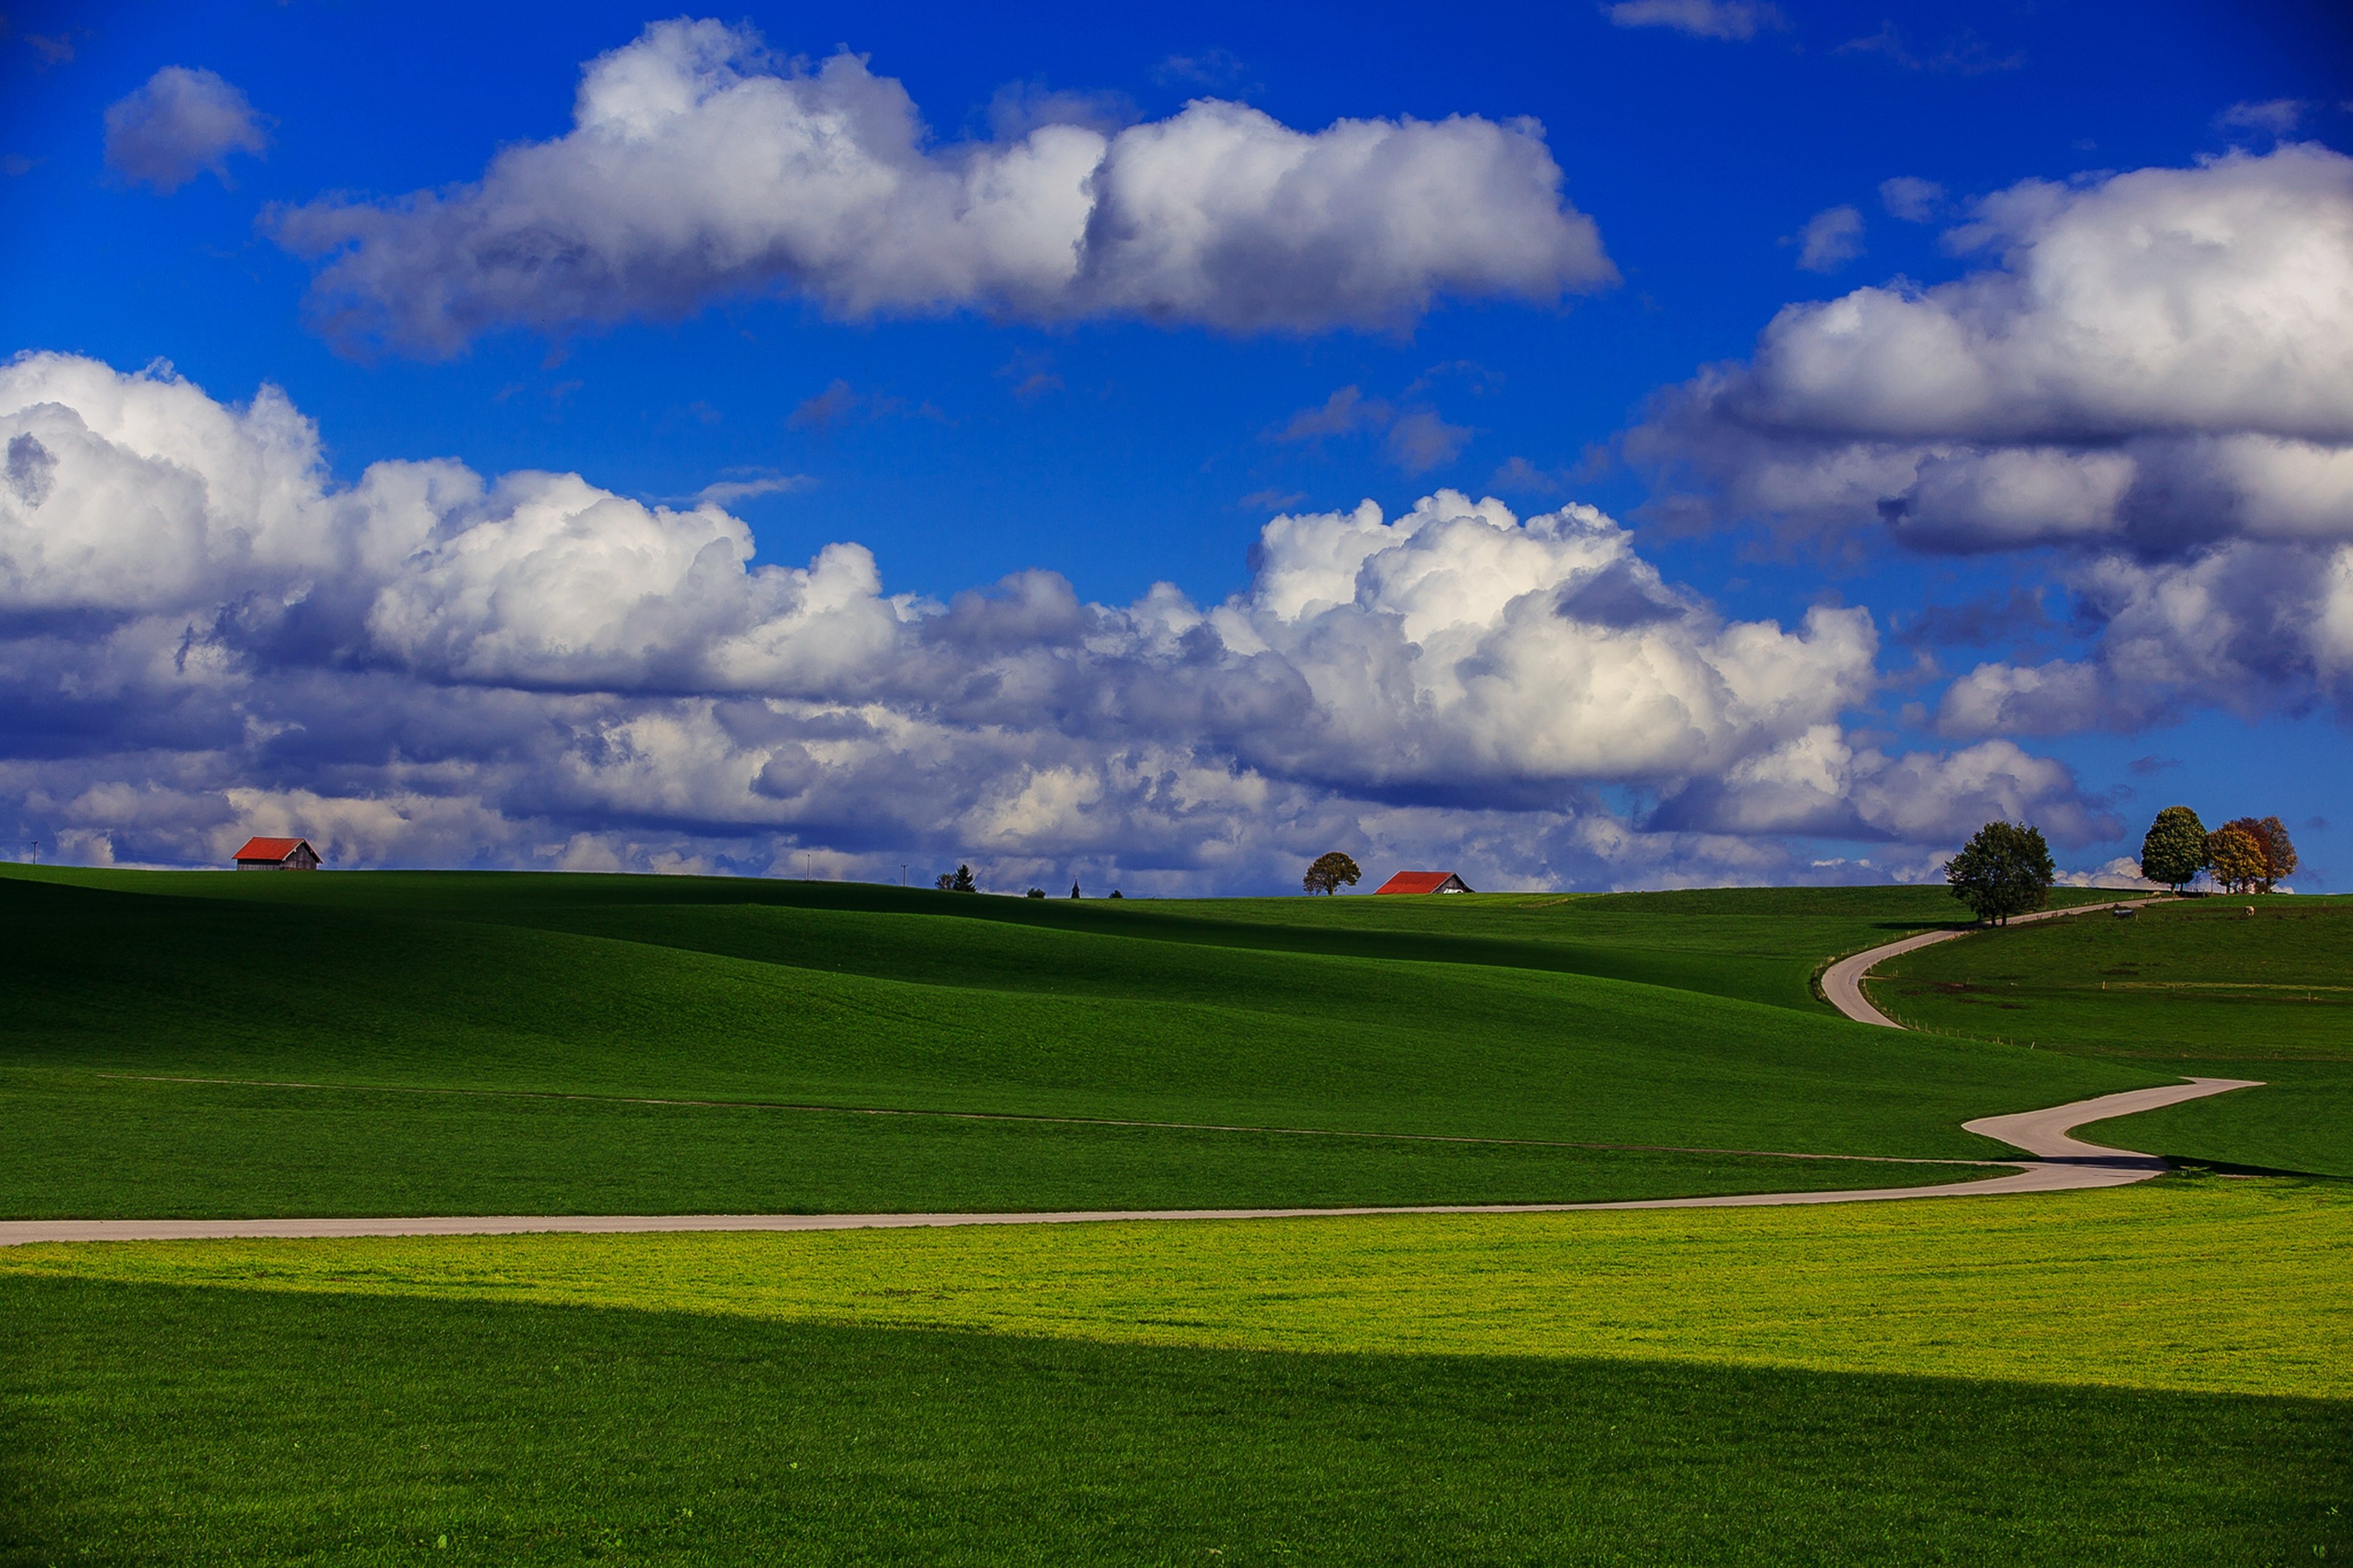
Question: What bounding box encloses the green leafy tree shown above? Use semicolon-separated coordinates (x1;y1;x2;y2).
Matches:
2137;805;2207;891
2223;815;2297;893
1943;821;2056;925
1025;887;1045;899
951;863;977;893
933;873;955;892
1302;850;1363;895
2207;825;2267;895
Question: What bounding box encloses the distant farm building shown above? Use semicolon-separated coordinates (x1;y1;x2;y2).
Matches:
233;836;320;871
1374;871;1474;895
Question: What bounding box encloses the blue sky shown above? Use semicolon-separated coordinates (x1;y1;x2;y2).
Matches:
1;0;2347;890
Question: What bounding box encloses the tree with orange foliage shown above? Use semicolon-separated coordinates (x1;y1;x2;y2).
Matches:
2221;816;2298;892
2205;824;2267;895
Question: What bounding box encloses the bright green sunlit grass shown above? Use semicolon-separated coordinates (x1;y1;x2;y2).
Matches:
10;1178;2343;1398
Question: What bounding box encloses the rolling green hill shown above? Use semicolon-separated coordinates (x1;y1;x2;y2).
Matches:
0;867;2152;1216
1866;895;2353;1177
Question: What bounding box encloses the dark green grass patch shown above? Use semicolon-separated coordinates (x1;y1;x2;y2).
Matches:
2101;1059;2353;1178
3;1274;2343;1567
0;1067;1985;1219
10;866;2101;1013
1866;896;2353;1176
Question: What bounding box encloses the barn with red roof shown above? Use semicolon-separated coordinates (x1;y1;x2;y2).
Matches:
1373;870;1473;895
233;836;320;871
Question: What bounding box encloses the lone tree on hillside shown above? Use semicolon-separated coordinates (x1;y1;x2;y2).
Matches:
1303;850;1363;895
1944;821;2055;925
951;863;977;893
2206;824;2268;895
2138;805;2208;892
2224;815;2297;893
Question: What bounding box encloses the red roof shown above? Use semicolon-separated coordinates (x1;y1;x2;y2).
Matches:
1374;871;1471;895
233;836;311;862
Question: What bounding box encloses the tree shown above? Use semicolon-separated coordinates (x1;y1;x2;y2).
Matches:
2207;825;2267;895
952;863;977;893
1026;887;1045;899
1069;882;1082;898
2137;805;2207;892
2223;815;2297;892
934;872;955;892
1302;850;1363;896
1943;821;2056;925
1108;889;1123;900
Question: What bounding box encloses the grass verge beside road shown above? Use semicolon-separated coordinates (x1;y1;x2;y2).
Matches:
9;1179;2341;1397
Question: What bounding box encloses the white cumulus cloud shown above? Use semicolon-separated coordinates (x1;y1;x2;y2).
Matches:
1631;145;2353;729
0;352;2113;887
272;20;1614;356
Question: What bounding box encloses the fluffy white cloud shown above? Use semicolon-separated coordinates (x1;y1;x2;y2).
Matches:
1648;725;2118;846
1634;145;2353;555
1933;539;2353;734
0;351;2104;887
1633;146;2353;730
102;67;269;193
273;20;1613;355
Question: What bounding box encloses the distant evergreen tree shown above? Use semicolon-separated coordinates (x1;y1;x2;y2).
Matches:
2137;805;2207;891
1070;882;1082;898
1108;889;1123;900
1943;822;2055;925
951;863;977;893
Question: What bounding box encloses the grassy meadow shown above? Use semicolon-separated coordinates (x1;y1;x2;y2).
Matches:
4;1181;2345;1564
0;867;2142;1216
1866;894;2353;1176
4;866;2344;1562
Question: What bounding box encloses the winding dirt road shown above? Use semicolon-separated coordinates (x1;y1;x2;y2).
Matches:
1819;897;2161;1028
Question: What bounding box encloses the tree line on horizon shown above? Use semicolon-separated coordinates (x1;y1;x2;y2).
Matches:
2139;807;2298;895
1942;805;2298;928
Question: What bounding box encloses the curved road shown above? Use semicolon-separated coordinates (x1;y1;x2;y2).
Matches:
1821;896;2161;1027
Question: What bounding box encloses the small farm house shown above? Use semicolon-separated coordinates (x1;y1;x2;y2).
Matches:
233;836;320;871
1374;871;1474;895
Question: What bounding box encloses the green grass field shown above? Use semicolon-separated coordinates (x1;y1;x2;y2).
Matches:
1866;895;2353;1176
4;1181;2345;1564
0;868;2141;1216
6;866;2343;1562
